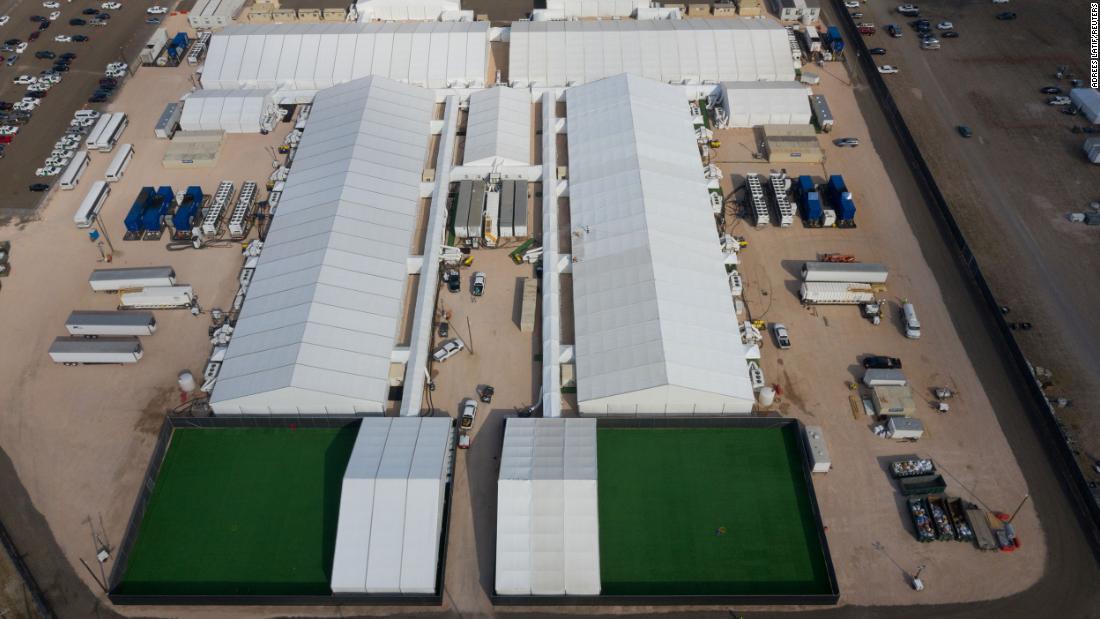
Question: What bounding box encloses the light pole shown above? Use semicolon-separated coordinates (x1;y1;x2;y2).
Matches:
94;214;115;259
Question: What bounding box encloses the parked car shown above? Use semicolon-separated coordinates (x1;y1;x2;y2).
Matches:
957;125;973;138
1040;86;1062;95
843;0;859;7
471;271;486;296
869;47;887;55
13;74;36;84
29;15;47;23
38;19;50;29
444;268;460;293
54;34;71;42
98;77;116;86
886;24;901;37
878;65;899;74
437;321;449;338
43;1;60;8
432;338;465;363
34;50;55;59
1047;96;1072;106
942;31;959;38
68;18;86;26
834;137;860;147
897;4;919;16
60;52;75;60
101;2;122;8
0;16;8;26
146;6;168;14
995;11;1017;20
48;11;60;20
29;183;50;192
144;17;160;23
863;355;902;369
772;323;792;349
72;34;88;42
936;21;953;30
82;8;98;15
459;398;477;432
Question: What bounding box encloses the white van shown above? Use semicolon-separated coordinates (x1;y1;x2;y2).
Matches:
901;302;921;339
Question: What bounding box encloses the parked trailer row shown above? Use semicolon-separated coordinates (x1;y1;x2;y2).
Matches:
802;261;889;283
49;336;142;365
65;310;156;336
89;266;175;292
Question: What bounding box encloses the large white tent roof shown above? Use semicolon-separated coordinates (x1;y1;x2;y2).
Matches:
210;76;434;415
180;89;273;133
496;418;600;596
331;417;453;594
201;22;489;92
721;81;811;128
509;19;795;88
463;86;532;167
566;74;755;415
544;0;648;18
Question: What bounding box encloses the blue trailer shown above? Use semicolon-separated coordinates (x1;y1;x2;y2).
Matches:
796;175;824;226
124;187;154;239
140;186;174;237
172;186;204;239
827;26;844;53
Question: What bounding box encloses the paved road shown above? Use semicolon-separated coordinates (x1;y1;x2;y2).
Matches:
0;0;165;219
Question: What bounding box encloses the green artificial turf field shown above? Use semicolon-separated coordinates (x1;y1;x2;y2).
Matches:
114;425;358;596
596;426;832;596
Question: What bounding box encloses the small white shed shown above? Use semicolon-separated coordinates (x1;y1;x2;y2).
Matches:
803;425;831;473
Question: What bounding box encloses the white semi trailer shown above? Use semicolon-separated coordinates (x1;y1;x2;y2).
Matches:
800;282;877;304
119;286;194;309
89;266;176;292
49;336;143;364
65;311;157;336
801;262;889;283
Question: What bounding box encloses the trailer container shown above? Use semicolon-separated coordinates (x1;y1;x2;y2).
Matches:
48;336;143;364
468;180;486;239
863;368;907;387
513;180;529;237
155;102;182;139
90;266;176;292
499;179;514;239
140;28;169;65
140;186;175;234
803;425;831;473
454;180;472;238
886;416;924;439
799;281;876;304
65;310;157;336
119;285;194;309
124;187;155;234
810;94;834;132
802;261;888;283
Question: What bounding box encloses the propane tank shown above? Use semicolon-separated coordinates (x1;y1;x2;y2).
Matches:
757;386;776;406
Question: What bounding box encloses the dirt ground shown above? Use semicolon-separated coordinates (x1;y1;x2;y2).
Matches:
0;0;168;216
852;0;1100;489
0;541;38;619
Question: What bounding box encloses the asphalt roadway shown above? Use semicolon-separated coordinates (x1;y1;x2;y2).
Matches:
0;7;1098;619
0;0;165;219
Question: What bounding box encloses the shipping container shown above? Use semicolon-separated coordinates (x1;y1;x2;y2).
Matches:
826;25;843;53
48;336;143;364
802;261;889;283
155;102;182;139
124;187;155;233
172;186;204;233
499;180;514;239
468;180;486;239
140;28;169;65
454;180;472;238
887;417;925;440
119;285;194;309
89;266;175;292
513;180;529;237
799;281;876;304
65;310;157;336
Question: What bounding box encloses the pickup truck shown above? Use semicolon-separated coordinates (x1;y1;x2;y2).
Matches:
457;398;477;450
432;338;465;362
858;23;876;35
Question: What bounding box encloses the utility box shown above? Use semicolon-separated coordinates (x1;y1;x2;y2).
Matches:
803;425;831;473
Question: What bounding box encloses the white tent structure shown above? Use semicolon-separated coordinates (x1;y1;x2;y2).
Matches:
509;19;795;88
179;89;274;133
566;74;755;415
331;417;453;594
463;87;532;167
200;22;489;93
544;0;650;18
496;418;600;596
355;0;459;21
1070;88;1100;124
720;81;812;128
209;76;435;415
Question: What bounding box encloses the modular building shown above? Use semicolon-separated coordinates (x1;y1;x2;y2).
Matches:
862;368;907;387
801;261;888;283
155;102;183;139
887;417;924;440
180;89;274;133
810;94;833;132
566;74;755;415
65;311;157;336
89;266;176;292
773;0;820;21
140;28;169;65
720;82;812;127
872;385;916;417
543;0;649;18
189;0;246;28
763;124;824;163
48;336;143;364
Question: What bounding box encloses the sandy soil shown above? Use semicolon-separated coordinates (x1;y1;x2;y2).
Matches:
854;0;1100;493
0;540;38;619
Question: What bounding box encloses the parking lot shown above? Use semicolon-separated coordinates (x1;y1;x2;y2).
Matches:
850;0;1100;485
0;0;168;217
